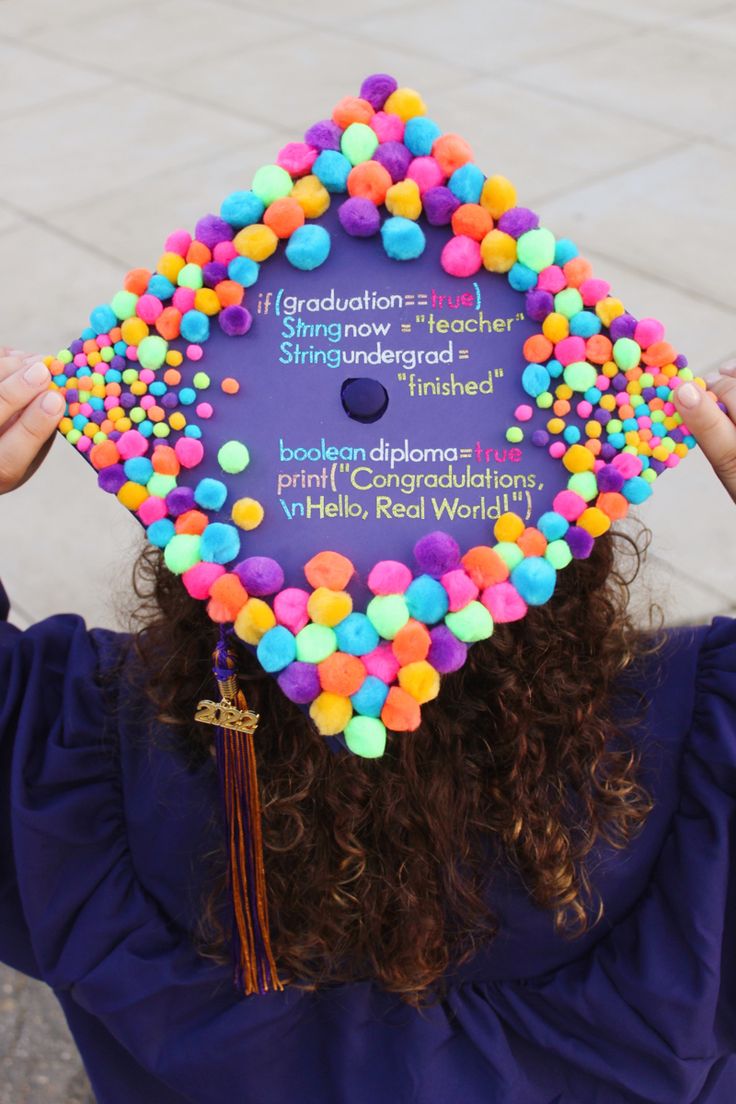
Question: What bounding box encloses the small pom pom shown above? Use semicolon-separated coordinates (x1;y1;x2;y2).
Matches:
309;692;353;737
422;186;460;226
392;620;432;665
367;560;412;595
218;440;250;473
398;660;440;704
338;197;381;237
414;531;460;575
307;587;353;627
510;557;557;606
304;550;354;590
318;652;366;697
344;716;387;759
312;149;352;193
381;686;421;732
366;594;410;640
440;569;479;612
385;179;422;220
461;546;509;588
296;623;337;664
451;203;493;241
428;625;467;673
359;73;398;110
234;597;277;645
304;119;342;151
251;164;293;206
218;305;253;336
182;561;225;599
277;661;321;704
195;214;233;249
207;572;249;622
164;533;201;575
263;196;305;239
372;140;413;183
174;436;204;468
403;115;442;156
481;581;528;623
347;160;392;205
273;587;310;634
432;133;473;176
231;496;264;530
285;224;331;270
257;626;297;674
194;477;227;510
276;141;317;177
447;162;485;205
441;235;481;277
199;522;240;564
445;601;494;642
291;174;331;219
404;575;449;625
233;556;284;597
480;175;517;219
480;229;517;273
383;87;426;122
341;122;379;166
233;223;278;263
332;95;374;128
405;155;444;195
334;612;380;656
381;217;425;261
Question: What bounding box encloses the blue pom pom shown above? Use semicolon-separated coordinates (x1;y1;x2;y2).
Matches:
312;149;352;193
257;626;297;673
194;477;228;510
199;522;240;564
90;304;117;334
547;358;564;379
554;238;578;266
381;217;426;261
569;311;601;338
447;162;485;205
227;256;260;287
584;386;602;404
508;262;538;292
405;574;449;624
147;274;175;299
124;457;153;484
185;425;203;439
114;341;127;356
180;309;210;343
510;557;557;606
334;612;380;656
179;387;196;405
138;421;154;437
351;675;389;718
403;116;442;156
563;425;581;444
285;225;331;271
537;511;569;541
621;475;653;504
220;190;265;228
81;327;96;341
521;362;551;398
147;518;176;548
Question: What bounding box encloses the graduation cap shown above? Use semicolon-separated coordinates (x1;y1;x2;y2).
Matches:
46;73;705;994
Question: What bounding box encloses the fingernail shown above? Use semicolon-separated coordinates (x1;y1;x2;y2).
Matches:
41;391;65;415
677;382;701;409
23;361;50;385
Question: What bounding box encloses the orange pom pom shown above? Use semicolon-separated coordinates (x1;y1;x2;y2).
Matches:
186;240;211;266
151;444;179;475
641;341;677;368
563;256;593;287
381;686;421;732
391;619;431;666
347;161;392;205
585;334;613;365
123;268;151;295
207;573;249;622
332;96;375;128
451;203;493;241
523;334;554;364
432;133;473;176
304;550;354;591
516;527;547;557
461;546;509;587
596;491;629;520
175;509;209;535
90;439;120;470
318;652;366;696
214;280;244;308
155;306;182;340
263;197;306;239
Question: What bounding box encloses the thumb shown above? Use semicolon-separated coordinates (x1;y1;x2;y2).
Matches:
672;380;736;503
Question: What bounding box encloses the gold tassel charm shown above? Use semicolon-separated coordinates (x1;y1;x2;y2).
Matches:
196;629;283;996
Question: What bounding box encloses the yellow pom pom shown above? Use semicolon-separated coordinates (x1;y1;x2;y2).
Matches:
291;174;331;219
563;443;595;474
117;480;148;510
157;252;186;283
398;660;440;704
233;223;279;262
385;179;422;220
234;597;276;645
309;691;353;736
480;229;517;273
577;506;611;537
120;317;149;346
546;417;565;435
194;288;222;316
383;87;427;121
307;587;353;627
166;349;183;367
168;412;186;431
555;383;573;401
542;312;569;343
596;297;625;327
231;497;264;531
493;511;525;542
480;175;517;219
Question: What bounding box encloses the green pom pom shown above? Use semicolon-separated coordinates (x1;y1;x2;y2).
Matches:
613;337;641;370
147;473;177;498
366;594;410;640
341;122;379;166
567;470;598;501
344;716;387;758
493;541;524;570
137;334;168;370
516;227;556;273
505;425;523;443
445;601;494;643
545;539;573;570
295;623;337;663
163;534;201;575
563;361;597;392
111;290;139;321
554;288;584;319
177;263;204;290
252;164;293;206
218;440;250;474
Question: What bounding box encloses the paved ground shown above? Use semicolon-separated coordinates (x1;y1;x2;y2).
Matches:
1;0;735;1098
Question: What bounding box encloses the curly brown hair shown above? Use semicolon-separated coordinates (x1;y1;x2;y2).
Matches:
123;524;661;1007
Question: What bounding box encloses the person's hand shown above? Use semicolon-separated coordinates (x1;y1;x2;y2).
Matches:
671;364;736;505
0;347;66;495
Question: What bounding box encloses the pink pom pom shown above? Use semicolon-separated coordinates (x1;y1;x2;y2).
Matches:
576;400;593;419
138;368;155;384
440;569;479;612
186;344;203;361
440;235;481;277
273;587;310;634
213;240;237;264
137;496;168;525
552;490;587;521
363;642;400;684
514;404;533;422
406;156;445;195
277;141;317;177
612;452;643;479
136;294;163;324
536;265;567;293
367;559;412;595
165;229;191;257
370;111;405;143
117;429;149;460
579;278;610;306
549;441;566;459
554;335;587;366
634;317;665;349
182;562;226;599
174;437;204;468
172;287;196;313
481;581;528;623
76;437;91;453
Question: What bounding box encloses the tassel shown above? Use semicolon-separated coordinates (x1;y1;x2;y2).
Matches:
195;624;283;995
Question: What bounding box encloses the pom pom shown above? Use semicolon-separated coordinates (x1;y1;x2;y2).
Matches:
233;556;284;597
350;678;389;720
277;661;321;704
537;511;569;541
432;133;473;176
251;164;293;206
180;309;209;344
207;573;249;622
199;522;240;564
441;235;481;277
334;612;380;656
273;587;310;634
305;551;354;591
367;559;412;595
448;162;485;204
296;623;337;664
164;533;201;575
404;575;449;624
276;141;317;177
370;111;404;143
263;197;305;239
497;207;539;238
318;652;366;696
403;115;442;156
313;149;352;193
166;486;196;516
195;214;233;249
445;600;494;642
182;561;225;599
366;594;410;640
381;686;421;732
332;96;374;128
164;230;191;257
338;197;381;237
344;715;388;760
218;440;250;473
372;140;413;183
414;530;460;575
480;229;517;273
481;581;528;623
309;693;353;737
385;179;422;221
381;217;425;261
307;586;353;627
383;87;426;122
440;568;479;612
304;119;342;151
220;190;264;229
231;496;264;530
517;227;556;273
228;256;260;287
451;203;493;241
233;223;278;262
234;597;277;645
257;625;297;673
146;518;175;548
461;545;509;588
359;73;398;110
286;224;332;270
392;619;431;665
347;161;392;205
480;174;517;219
566;526;595;559
117;428;149;460
406;155;444;195
428;625;467;673
562;443;595;474
398;660;440;704
363;643;400;684
291;174;331;219
174;436;204;468
341;122;379;166
422;186;460;226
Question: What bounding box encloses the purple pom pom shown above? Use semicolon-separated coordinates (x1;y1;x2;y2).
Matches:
119;392;136;409
165;486;195;517
194;214;233;249
219;305;252;336
525;289;554;322
648;458;666;475
531;429;549;447
359;73;398;110
70;339;84;355
497;207;539;238
65;388;79;403
611;373;628;392
422;186;460;226
277;661;321;704
594;408;611;426
609;313;637;341
338;197;381;237
304;120;342;151
596;464;625;493
675;354;688;369
97;464;127;494
428;625;468;673
599;443;617;461
372;141;412;183
202;261;228;288
566;526;595;559
414;531;460;576
233;556;285;597
161;392;178;409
